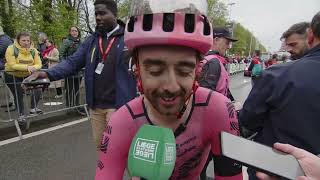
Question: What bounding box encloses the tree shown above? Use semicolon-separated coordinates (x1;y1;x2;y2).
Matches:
228;23;267;56
208;0;228;27
0;0;16;37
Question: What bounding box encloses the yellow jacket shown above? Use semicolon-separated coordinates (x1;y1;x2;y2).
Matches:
5;41;42;77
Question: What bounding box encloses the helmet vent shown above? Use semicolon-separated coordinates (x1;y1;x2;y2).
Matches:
127;16;136;32
185;14;195;33
203;16;211;36
163;13;175;32
143;14;153;31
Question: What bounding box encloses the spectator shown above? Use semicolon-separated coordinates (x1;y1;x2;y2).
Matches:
248;50;262;86
42;40;62;98
265;54;277;68
37;32;49;68
0;25;15;111
239;12;320;180
59;26;82;107
25;0;137;150
4;32;42;126
281;22;310;60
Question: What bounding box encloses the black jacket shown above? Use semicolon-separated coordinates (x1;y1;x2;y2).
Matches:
239;44;320;155
46;21;137;109
0;34;13;70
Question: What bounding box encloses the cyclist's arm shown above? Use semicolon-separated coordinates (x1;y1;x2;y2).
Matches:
209;93;243;180
199;59;221;91
95;107;134;180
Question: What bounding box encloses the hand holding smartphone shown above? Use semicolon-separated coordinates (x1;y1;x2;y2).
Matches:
220;132;305;180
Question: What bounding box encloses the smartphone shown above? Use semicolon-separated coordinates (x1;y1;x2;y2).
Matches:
220;132;305;180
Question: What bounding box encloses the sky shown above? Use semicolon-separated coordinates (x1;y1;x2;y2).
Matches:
222;0;320;52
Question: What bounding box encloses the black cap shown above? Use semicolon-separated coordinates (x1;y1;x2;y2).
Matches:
213;27;238;42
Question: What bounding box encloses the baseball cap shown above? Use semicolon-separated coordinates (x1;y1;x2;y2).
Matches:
213;27;238;42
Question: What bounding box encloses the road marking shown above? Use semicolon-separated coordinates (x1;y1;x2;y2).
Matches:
0;118;89;146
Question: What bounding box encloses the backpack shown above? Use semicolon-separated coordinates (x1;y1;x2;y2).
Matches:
252;63;263;76
13;45;36;59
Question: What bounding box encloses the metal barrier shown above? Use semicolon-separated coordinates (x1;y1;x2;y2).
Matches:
0;70;89;139
226;63;246;75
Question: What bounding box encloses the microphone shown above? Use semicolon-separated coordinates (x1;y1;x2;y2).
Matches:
128;125;176;180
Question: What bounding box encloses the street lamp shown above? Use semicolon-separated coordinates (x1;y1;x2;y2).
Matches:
227;2;236;22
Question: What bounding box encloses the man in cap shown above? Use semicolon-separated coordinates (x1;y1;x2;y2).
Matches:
199;27;238;100
199;27;238;180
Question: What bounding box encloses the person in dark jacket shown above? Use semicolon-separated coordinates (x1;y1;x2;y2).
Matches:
0;27;13;70
24;0;137;150
239;11;320;180
59;26;82;107
0;26;15;111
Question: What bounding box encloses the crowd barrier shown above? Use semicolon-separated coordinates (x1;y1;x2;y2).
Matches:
0;70;89;139
226;63;247;75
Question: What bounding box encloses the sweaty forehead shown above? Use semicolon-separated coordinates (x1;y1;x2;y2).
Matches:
138;46;197;66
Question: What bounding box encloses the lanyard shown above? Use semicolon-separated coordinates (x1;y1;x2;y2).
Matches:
98;37;116;61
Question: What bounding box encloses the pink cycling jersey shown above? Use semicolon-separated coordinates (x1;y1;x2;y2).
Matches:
200;54;230;97
95;87;242;180
209;54;229;96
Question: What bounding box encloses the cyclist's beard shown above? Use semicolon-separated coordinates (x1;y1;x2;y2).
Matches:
146;88;187;117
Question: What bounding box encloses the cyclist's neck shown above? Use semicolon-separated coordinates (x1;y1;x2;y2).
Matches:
143;95;193;131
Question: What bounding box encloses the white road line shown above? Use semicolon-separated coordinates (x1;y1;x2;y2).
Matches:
0;118;89;147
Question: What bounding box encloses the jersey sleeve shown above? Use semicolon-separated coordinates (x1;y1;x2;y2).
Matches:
199;59;221;91
95;107;135;180
208;93;243;180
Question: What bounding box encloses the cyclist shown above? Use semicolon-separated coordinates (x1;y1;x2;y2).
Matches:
95;0;243;179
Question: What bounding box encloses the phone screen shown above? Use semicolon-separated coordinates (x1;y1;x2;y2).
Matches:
220;132;305;180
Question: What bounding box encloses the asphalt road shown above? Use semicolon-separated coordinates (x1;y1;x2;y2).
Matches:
0;73;252;180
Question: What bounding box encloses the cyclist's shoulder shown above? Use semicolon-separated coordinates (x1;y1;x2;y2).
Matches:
195;88;229;108
111;96;144;122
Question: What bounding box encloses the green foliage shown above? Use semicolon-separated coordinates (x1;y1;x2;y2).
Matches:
118;0;130;20
229;23;267;56
0;0;78;47
208;0;228;27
